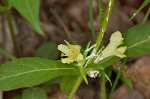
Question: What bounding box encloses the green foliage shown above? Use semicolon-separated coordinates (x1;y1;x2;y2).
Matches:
87;56;119;70
130;0;150;20
35;42;59;60
22;87;48;99
8;0;43;35
79;66;88;84
0;46;16;59
13;95;21;99
0;6;7;12
60;76;79;93
124;24;150;57
89;0;96;39
45;77;62;85
104;67;113;82
121;75;133;90
142;7;150;24
0;58;79;91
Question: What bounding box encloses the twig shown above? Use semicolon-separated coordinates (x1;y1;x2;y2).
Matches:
50;8;73;42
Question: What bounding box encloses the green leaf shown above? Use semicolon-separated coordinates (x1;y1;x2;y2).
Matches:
0;58;79;91
103;72;112;86
104;67;113;82
142;7;150;24
124;24;150;57
121;75;133;90
130;0;150;20
60;76;79;93
0;46;16;59
22;87;48;99
35;42;59;60
89;0;96;39
8;0;44;35
0;6;7;12
87;56;119;70
45;77;62;85
13;95;21;99
79;66;88;84
100;57;119;69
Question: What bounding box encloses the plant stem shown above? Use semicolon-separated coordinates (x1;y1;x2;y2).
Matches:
108;59;127;99
95;0;115;50
1;16;7;48
89;0;96;39
142;7;150;24
101;71;106;99
5;10;20;57
4;0;20;57
98;0;103;25
68;76;83;99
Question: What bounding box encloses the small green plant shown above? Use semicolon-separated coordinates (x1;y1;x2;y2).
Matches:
0;0;150;99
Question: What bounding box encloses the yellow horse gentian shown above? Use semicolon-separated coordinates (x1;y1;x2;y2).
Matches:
95;31;127;63
58;40;83;64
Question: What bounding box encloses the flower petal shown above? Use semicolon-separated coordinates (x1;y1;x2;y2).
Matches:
101;31;124;59
75;53;83;62
116;47;127;53
58;44;71;56
115;47;127;58
58;40;83;64
109;31;124;49
64;40;81;53
61;58;74;64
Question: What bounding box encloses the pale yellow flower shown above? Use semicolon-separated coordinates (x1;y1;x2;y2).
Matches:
58;40;83;64
97;31;127;62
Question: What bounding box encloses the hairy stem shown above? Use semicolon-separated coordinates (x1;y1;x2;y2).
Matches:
95;0;115;50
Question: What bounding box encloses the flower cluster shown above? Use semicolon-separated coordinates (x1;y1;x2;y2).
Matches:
57;31;127;78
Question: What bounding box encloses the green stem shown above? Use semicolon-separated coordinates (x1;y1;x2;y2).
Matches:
89;0;96;39
108;59;127;99
4;0;20;57
101;71;106;99
98;0;103;25
142;7;150;24
68;76;83;99
95;0;115;50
